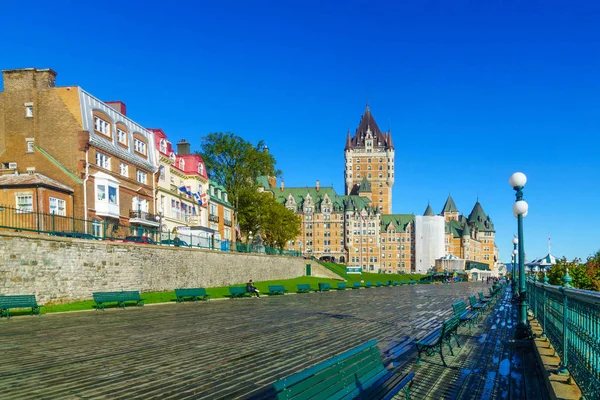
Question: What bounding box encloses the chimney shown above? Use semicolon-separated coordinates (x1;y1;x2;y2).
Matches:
105;101;127;116
177;139;191;155
316;180;320;191
2;68;57;91
281;180;285;192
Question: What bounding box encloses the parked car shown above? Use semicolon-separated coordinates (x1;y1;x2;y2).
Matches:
123;236;156;245
160;238;189;247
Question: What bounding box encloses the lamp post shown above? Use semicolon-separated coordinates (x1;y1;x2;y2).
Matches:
512;236;518;298
510;172;530;340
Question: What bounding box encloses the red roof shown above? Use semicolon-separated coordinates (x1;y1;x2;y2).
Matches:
148;128;208;179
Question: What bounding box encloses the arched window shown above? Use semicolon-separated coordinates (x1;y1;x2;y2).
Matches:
93;111;112;138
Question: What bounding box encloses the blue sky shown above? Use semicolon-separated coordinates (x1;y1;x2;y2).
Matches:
2;1;599;263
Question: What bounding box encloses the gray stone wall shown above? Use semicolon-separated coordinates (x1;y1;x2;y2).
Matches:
0;233;310;304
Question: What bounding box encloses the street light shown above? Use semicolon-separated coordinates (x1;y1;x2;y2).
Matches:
512;237;518;298
510;171;530;340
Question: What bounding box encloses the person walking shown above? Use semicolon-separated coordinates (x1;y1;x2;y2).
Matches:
246;280;260;298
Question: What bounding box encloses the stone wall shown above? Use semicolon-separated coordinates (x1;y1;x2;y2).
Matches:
0;233;338;304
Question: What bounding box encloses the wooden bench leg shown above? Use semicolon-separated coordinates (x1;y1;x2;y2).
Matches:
416;346;423;365
439;344;448;366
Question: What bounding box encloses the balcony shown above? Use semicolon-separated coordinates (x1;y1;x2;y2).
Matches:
129;210;160;227
209;215;219;223
224;219;232;227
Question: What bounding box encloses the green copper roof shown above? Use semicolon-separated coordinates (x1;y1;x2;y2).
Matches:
358;177;371;193
445;219;464;238
467;201;495;232
257;175;271;189
423;203;435;216
267;185;376;214
441;194;459;213
462;223;471;236
380;214;415;233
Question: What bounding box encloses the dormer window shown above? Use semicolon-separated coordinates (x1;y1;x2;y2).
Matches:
223;193;228;202
160;139;167;153
94;116;110;136
133;137;147;155
179;159;185;170
198;163;204;175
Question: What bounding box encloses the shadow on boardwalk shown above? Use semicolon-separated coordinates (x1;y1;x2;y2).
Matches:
0;283;548;399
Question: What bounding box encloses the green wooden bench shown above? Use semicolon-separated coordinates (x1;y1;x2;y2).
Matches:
408;279;416;285
468;295;487;314
297;284;312;293
92;291;144;310
174;288;210;303
267;285;287;295
394;280;399;286
400;280;406;285
0;295;40;319
376;281;383;287
452;300;479;334
272;340;415;399
336;283;347;290
365;281;373;288
478;291;491;305
416;315;461;367
229;286;251;298
318;283;331;292
352;282;361;289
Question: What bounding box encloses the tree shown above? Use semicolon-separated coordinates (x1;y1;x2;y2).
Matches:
261;200;301;250
198;132;280;216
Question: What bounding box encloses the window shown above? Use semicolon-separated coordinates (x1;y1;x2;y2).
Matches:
25;103;33;118
134;138;147;155
224;209;231;220
117;129;127;144
26;139;34;153
96;152;110;170
224;227;231;241
179;159;185;170
210;203;218;215
159;139;167;153
120;163;128;177
94;116;110;136
16;195;33;213
136;170;147;184
223;193;228;202
97;185;106;201
198;163;204;175
49;197;66;216
92;220;102;237
108;186;117;205
159;166;165;180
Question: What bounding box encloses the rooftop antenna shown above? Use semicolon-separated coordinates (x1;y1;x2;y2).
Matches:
548;233;551;254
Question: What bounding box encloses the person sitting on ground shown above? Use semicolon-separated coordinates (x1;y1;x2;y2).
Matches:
246;279;260;298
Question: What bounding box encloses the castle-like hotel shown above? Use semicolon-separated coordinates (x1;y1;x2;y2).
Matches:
260;106;499;275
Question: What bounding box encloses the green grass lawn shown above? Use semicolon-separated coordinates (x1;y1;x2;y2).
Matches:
4;270;427;317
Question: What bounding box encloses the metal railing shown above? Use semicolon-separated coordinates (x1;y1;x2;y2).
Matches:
209;215;219;223
0;204;302;257
129;210;159;222
527;274;600;399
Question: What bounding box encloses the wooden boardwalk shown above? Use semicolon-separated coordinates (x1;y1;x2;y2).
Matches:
0;282;547;399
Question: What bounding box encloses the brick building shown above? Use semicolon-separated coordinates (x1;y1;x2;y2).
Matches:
0;68;158;237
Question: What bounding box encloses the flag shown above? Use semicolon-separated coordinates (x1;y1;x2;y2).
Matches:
235;224;241;237
178;185;187;194
201;193;208;207
194;191;203;206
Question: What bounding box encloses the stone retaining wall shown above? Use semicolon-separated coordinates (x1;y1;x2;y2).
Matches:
0;232;316;304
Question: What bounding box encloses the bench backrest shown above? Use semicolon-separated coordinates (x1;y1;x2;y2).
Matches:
400;281;406;285
353;282;361;288
376;281;383;286
269;285;286;292
0;295;37;308
273;340;387;400
93;291;140;303
366;282;372;287
175;288;207;297
229;287;247;295
442;315;461;336
452;300;467;316
468;295;479;307
337;283;346;289
478;291;486;301
318;283;331;290
297;284;311;291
